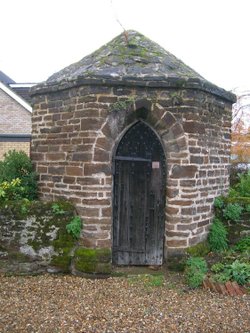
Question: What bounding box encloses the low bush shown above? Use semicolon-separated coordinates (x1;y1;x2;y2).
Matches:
230;260;250;285
214;196;224;209
230;163;249;187
234;171;250;197
0;178;24;201
185;257;208;288
223;203;243;221
211;262;225;273
208;218;228;252
233;236;250;253
0;150;37;200
212;260;250;286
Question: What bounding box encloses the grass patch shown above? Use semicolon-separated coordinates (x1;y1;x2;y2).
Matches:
128;273;165;288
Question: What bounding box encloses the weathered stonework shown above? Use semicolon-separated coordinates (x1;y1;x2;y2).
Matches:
0;201;77;274
31;30;235;260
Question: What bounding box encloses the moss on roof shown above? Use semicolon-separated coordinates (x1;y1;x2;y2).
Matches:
47;30;204;83
31;30;235;102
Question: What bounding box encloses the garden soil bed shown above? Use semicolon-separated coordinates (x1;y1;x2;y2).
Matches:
0;271;249;333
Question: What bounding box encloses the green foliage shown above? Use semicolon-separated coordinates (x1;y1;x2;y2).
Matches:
208;218;228;252
185;257;208;288
212;271;231;284
128;274;165;287
214;196;224;209
146;274;165;287
66;216;82;239
0;150;37;200
210;260;250;286
220;247;250;265
228;187;239;198
0;178;25;202
223;203;243;221
245;205;250;212
209;173;250;286
211;262;225;273
20;198;31;215
110;97;134;112
230;260;250;285
186;241;210;257
226;196;250;205
51;203;66;215
234;171;250;197
233;236;250;253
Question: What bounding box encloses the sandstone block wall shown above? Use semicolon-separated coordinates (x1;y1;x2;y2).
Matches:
31;85;232;256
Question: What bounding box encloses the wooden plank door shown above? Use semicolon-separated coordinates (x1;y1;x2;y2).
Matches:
112;121;166;265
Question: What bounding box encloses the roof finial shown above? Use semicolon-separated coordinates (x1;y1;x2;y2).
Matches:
110;0;128;44
123;30;128;44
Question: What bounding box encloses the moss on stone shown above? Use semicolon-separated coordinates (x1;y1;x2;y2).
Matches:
110;98;134;112
50;247;72;272
24;200;76;252
166;256;187;272
96;263;113;274
186;241;210;257
8;252;31;262
74;248;112;274
0;200;78;273
0;244;7;252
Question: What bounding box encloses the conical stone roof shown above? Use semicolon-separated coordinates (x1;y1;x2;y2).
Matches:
32;30;235;101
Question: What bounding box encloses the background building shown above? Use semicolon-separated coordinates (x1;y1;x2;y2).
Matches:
0;71;34;160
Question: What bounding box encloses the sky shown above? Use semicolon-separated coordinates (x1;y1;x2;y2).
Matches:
1;0;250;93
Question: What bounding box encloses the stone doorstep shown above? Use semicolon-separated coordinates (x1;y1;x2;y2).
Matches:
203;277;248;296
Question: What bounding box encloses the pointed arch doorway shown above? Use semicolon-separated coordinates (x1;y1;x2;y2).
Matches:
112;121;166;265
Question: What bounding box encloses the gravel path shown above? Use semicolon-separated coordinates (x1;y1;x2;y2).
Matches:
0;273;249;333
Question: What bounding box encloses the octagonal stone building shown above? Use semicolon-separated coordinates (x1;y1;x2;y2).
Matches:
31;31;235;266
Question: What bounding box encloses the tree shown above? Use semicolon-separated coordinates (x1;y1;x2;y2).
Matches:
231;90;250;163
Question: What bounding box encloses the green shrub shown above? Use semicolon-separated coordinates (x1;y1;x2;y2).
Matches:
234;171;250;197
208;218;228;252
230;260;250;285
214;196;224;209
211;262;225;273
228;187;239;198
223;203;243;221
210;260;250;286
66;216;82;239
212;271;231;284
0;178;25;201
185;257;208;288
234;236;250;253
0;150;37;200
245;205;250;212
